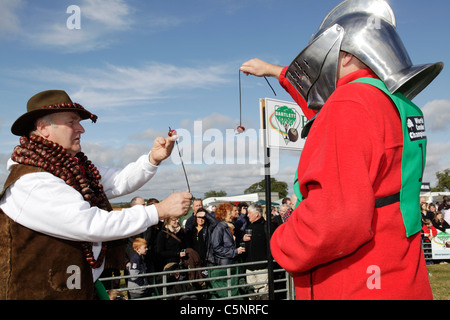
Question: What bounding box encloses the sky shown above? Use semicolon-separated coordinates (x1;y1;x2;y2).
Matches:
0;0;449;203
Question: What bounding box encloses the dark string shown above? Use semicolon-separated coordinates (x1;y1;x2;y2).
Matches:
264;76;277;96
239;70;242;126
239;70;277;126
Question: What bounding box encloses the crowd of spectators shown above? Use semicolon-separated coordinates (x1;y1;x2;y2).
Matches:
420;195;450;266
102;194;450;299
103;196;296;300
420;195;450;241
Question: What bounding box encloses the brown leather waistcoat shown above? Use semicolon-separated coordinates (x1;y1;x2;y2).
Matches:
0;164;124;300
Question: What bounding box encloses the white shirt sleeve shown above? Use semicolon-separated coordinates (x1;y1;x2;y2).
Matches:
99;152;158;199
0;154;160;242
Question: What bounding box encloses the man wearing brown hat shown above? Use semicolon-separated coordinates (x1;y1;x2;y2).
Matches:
0;90;192;299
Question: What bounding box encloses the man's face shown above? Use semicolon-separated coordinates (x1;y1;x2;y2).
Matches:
193;200;203;214
231;206;239;219
247;209;260;223
41;112;85;156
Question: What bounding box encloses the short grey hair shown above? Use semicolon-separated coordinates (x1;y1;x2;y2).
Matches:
130;196;145;206
31;114;56;135
248;204;263;217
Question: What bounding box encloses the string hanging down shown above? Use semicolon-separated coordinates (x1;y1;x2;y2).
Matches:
237;70;277;134
237;70;245;133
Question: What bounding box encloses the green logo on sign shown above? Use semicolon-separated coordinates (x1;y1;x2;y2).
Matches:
269;105;304;144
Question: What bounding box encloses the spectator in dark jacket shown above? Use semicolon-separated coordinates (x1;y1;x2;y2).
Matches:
206;202;243;298
432;211;450;232
127;238;150;299
207;203;243;266
242;204;269;299
155;217;185;271
185;208;216;264
234;202;249;246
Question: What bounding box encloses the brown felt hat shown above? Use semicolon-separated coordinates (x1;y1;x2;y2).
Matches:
11;90;98;136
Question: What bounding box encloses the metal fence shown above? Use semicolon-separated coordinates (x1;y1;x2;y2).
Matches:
98;236;441;300
99;260;295;300
422;235;433;264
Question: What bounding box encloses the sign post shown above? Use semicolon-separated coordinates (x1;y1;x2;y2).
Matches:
260;98;274;299
260;98;306;299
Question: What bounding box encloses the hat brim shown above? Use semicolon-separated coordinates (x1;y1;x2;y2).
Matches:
11;108;93;136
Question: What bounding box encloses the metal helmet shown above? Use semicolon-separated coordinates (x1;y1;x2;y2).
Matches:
286;0;444;116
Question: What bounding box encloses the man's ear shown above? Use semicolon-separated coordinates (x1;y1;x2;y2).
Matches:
35;119;51;138
340;52;354;67
337;51;353;79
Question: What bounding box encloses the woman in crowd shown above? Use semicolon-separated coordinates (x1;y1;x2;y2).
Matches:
421;202;433;224
185;207;213;265
432;211;450;232
206;202;243;299
155;217;185;271
207;203;243;265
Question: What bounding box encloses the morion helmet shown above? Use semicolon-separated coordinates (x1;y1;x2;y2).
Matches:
285;0;444;136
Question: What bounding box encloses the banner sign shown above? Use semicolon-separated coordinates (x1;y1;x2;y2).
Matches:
431;229;450;260
261;98;307;151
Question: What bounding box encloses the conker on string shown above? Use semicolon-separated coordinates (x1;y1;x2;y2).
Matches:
236;126;245;134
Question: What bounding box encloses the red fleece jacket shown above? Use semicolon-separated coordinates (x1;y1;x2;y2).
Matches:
271;67;432;300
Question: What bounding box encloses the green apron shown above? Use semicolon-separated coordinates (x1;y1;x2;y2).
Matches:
293;77;426;237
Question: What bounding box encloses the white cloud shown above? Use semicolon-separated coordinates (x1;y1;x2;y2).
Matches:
78;139;264;201
27;0;132;52
75;118;300;202
422;99;450;131
9;62;231;109
423;140;450;185
4;1;195;52
108;161;279;202
81;0;132;30
31;23;113;52
2;0;133;52
0;0;24;37
180;113;237;131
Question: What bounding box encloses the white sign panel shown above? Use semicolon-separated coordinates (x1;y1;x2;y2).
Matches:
431;229;450;260
261;98;307;151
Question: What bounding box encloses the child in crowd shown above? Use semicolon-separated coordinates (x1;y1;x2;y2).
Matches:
127;238;150;299
421;219;437;243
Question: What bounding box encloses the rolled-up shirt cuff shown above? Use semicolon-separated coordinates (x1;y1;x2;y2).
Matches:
143;151;160;172
144;203;160;226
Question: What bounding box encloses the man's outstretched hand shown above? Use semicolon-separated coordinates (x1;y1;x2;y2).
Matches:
149;135;177;166
154;191;192;220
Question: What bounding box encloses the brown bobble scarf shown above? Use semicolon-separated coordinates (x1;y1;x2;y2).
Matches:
11;134;111;269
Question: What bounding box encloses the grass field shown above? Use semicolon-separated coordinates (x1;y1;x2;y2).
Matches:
428;263;450;300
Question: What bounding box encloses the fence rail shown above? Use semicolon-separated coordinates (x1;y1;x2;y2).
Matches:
99;260;295;300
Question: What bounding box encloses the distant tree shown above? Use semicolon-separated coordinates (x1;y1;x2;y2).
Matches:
204;190;227;198
244;178;288;199
431;168;450;192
